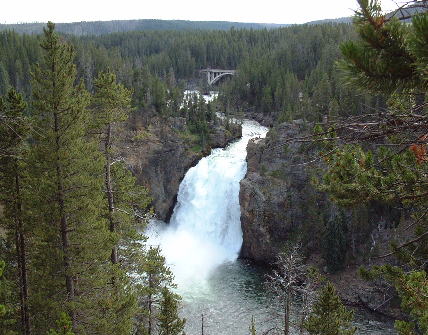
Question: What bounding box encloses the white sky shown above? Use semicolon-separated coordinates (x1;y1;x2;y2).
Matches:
1;0;400;25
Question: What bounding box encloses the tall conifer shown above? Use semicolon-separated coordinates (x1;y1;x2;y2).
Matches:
92;70;153;335
92;70;133;266
0;89;31;335
139;246;175;335
157;287;185;335
30;22;112;334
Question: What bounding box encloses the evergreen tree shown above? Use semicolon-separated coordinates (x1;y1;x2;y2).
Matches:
157;287;186;335
139;246;175;335
46;313;75;335
29;22;112;334
92;70;133;266
317;2;428;334
98;159;152;335
360;265;428;335
0;89;31;335
0;63;10;95
323;209;348;273
0;259;18;335
339;0;426;95
303;282;356;335
92;70;153;335
151;77;168;116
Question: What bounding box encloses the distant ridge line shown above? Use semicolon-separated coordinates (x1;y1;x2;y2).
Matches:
0;19;291;36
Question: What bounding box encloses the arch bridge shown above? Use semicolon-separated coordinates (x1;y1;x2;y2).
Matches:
200;68;236;85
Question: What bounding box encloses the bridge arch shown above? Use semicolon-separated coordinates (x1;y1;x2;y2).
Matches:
210;72;234;85
200;68;236;86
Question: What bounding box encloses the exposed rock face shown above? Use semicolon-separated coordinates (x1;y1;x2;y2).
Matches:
239;120;406;316
244;109;275;128
240;121;326;263
117;115;241;221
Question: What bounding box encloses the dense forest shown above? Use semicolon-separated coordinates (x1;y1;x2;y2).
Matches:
0;20;288;36
0;22;188;335
1;0;428;334
0;22;381;123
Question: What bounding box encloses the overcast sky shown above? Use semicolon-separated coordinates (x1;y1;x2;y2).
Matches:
1;0;400;25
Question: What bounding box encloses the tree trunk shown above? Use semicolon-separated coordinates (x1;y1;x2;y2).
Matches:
284;291;290;335
148;295;152;335
148;273;153;335
104;123;117;265
201;314;204;335
298;292;307;335
54;111;76;330
14;166;31;335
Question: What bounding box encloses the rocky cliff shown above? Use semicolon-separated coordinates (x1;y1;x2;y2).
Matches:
239;120;406;317
117;115;241;221
240;121;328;262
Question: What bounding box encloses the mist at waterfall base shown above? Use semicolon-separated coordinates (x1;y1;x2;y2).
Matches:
146;118;395;334
146;119;272;333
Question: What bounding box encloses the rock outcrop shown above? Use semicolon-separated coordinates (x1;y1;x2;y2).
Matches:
239;120;405;317
240;121;402;263
240;121;328;263
117;115;241;221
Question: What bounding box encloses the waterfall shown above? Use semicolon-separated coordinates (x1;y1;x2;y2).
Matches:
148;120;268;289
145;119;396;335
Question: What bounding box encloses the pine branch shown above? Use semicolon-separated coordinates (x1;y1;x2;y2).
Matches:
375;230;428;258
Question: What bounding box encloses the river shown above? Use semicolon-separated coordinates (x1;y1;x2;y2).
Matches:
147;108;396;334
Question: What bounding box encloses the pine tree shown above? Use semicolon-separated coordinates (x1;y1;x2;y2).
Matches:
319;2;428;334
339;0;426;95
139;246;176;335
0;259;18;335
92;70;133;266
46;313;75;335
92;70;153;335
0;62;10;95
0;89;31;335
303;282;356;335
29;22;112;334
157;287;186;335
360;265;428;335
323;209;348;273
151;77;168;116
96;159;152;335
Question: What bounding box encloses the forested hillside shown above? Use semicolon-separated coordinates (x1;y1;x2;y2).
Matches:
218;23;384;123
0;19;288;35
1;22;378;124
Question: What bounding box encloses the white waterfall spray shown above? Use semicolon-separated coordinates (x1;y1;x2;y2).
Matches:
148;120;268;289
146;116;396;335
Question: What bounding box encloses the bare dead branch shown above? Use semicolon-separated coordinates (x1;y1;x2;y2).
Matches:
374;230;428;259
